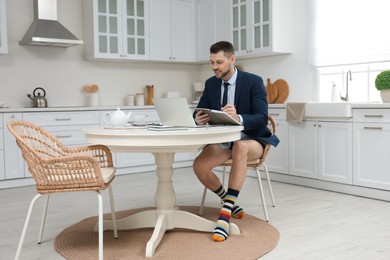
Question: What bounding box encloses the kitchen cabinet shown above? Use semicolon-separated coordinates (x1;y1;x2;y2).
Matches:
83;0;149;60
3;113;24;179
289;121;317;179
289;120;352;184
353;109;390;190
266;108;288;174
149;0;195;62
318;121;352;184
195;0;229;62
0;0;7;54
231;0;292;58
25;111;101;147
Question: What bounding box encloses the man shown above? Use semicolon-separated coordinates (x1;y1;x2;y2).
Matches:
193;41;279;242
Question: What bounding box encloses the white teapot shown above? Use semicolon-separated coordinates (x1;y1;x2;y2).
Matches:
104;108;132;127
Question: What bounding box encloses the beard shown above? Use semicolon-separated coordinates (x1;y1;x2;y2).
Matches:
214;66;231;79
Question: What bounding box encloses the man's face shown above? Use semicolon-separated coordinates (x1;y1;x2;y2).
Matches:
210;51;235;80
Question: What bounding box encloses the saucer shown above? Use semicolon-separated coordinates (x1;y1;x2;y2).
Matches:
131;122;147;126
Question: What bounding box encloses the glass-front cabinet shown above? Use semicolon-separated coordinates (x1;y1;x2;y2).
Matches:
231;0;292;58
0;0;7;54
83;0;149;60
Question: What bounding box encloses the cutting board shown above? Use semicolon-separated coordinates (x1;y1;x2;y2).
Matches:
266;78;278;103
273;79;289;103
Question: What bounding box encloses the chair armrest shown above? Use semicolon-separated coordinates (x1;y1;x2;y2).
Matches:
64;145;114;167
30;155;108;191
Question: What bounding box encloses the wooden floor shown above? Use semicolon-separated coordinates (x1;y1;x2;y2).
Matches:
1;167;390;260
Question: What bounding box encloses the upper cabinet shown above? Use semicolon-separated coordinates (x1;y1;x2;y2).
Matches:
149;0;195;62
195;0;229;62
0;0;7;54
83;0;149;60
82;0;292;62
231;0;292;58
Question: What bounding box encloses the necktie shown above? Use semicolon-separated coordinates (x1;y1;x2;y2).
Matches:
222;82;229;107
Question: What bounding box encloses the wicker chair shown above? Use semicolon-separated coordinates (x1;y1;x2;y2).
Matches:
199;115;277;222
8;120;118;260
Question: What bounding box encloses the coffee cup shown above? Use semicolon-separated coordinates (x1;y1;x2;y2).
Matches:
133;114;146;125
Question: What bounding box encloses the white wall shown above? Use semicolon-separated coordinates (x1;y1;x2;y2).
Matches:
0;0;311;108
0;0;201;108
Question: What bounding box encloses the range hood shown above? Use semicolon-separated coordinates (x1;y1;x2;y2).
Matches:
19;0;83;47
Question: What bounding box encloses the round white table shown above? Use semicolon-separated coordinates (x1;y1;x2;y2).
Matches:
83;126;243;257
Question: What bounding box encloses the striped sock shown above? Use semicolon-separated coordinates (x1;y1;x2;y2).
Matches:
214;185;245;219
212;188;240;242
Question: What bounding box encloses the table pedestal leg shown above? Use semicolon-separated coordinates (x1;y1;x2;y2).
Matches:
95;152;240;257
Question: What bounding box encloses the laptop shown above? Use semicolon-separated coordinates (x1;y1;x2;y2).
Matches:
153;97;197;128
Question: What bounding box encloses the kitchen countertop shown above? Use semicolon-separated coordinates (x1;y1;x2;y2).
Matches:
0;105;156;112
0;102;389;113
269;102;390;109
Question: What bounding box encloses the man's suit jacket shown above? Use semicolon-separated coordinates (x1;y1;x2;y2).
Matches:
197;70;279;147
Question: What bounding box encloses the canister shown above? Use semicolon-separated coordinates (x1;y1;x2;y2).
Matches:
135;93;145;106
125;95;135;106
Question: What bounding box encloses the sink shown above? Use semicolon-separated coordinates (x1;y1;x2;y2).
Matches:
304;102;352;118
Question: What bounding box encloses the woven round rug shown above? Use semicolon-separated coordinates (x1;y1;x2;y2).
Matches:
55;206;279;260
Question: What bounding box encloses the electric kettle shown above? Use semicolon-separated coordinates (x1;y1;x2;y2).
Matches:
27;87;48;108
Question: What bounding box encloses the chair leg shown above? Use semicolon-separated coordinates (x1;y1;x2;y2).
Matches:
199;186;207;216
38;195;50;244
15;194;42;260
221;166;227;204
96;191;103;260
108;185;118;238
255;168;269;222
222;166;227;187
263;163;276;207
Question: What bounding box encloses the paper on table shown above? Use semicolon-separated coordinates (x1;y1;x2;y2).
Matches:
195;108;241;125
148;126;189;131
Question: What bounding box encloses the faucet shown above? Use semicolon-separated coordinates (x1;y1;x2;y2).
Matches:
340;70;352;102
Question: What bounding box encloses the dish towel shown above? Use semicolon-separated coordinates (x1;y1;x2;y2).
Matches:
286;102;306;123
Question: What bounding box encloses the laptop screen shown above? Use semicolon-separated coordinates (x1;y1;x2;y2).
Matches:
153;97;197;127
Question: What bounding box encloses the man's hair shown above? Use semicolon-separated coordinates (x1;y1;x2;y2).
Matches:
210;41;235;58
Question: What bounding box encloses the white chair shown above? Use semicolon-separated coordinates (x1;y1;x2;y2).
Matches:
199;115;277;222
8;120;118;260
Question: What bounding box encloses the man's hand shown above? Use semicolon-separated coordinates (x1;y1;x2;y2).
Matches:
221;104;239;122
195;111;210;125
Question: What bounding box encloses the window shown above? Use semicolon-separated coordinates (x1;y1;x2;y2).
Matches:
310;0;390;102
317;63;390;102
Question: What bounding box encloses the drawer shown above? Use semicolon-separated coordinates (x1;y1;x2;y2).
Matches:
268;109;286;122
24;111;100;126
353;109;390;123
44;125;100;146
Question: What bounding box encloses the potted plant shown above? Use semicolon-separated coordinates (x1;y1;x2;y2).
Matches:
375;70;390;102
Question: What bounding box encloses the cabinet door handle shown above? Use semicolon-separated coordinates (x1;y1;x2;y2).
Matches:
364;115;384;118
55;134;72;138
55;118;72;121
269;113;280;117
363;126;383;130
